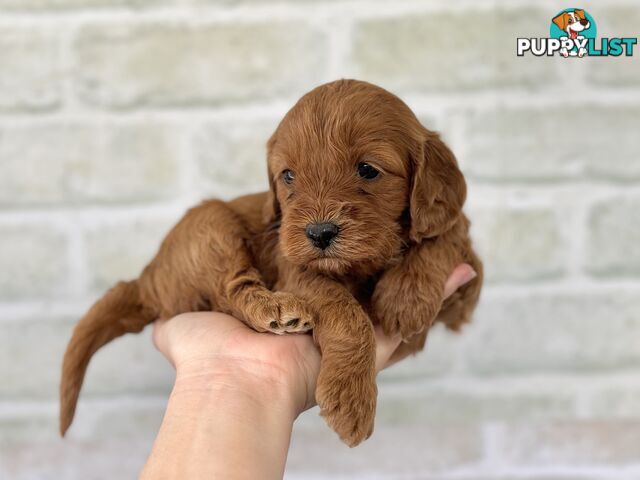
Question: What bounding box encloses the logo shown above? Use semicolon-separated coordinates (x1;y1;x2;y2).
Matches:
517;8;637;58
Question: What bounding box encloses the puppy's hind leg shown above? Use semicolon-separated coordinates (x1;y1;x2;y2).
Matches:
150;199;314;335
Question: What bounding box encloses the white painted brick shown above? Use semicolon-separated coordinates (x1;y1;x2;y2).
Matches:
376;379;575;425
0;28;60;111
74;22;328;108
84;217;175;292
82;324;173;397
470;207;565;283
463;290;640;374
586;195;640;277
189;0;347;4
461;107;640;181
194;118;277;197
0;319;69;399
0;122;182;207
0;224;69;300
288;413;483;475
2;438;154;480
0;400;165;478
2;402;480;479
378;324;460;379
498;421;640;466
0;316;172;399
351;8;558;93
0;0;164;8
588;382;640;419
418;113;440;132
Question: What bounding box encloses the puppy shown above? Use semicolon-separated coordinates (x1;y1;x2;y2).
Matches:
60;79;483;446
553;9;591;57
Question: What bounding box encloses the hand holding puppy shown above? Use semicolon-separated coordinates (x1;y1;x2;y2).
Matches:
141;264;476;479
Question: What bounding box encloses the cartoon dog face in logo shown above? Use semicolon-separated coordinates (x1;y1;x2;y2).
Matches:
552;9;591;57
553;9;590;39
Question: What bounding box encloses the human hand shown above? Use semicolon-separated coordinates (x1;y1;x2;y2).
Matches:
152;263;477;418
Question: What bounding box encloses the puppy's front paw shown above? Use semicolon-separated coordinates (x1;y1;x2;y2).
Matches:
270;291;315;333
245;290;315;334
316;361;377;447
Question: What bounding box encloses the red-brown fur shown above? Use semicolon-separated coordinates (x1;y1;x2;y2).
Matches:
60;79;483;446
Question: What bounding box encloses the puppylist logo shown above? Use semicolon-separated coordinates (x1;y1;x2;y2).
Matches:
518;8;637;58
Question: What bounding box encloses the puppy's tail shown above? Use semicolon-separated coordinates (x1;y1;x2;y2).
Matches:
59;280;155;436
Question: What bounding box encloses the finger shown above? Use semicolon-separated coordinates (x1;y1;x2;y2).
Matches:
373;325;402;372
443;263;477;299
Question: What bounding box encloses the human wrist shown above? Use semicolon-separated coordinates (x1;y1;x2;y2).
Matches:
172;357;301;420
143;356;299;480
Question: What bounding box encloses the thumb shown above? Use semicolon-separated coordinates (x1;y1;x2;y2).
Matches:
443;263;477;299
373;325;402;372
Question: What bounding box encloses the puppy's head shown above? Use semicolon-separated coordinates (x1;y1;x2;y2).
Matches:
264;80;466;276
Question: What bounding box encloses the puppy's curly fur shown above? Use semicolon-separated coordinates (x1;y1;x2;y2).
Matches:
60;79;483;446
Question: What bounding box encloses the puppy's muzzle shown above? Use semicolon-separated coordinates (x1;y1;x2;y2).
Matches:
580;19;589;26
306;222;339;250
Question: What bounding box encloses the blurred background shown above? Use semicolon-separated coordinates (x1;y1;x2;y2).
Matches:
1;0;639;478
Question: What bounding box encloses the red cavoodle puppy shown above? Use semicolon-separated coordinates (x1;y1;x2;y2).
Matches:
60;79;483;446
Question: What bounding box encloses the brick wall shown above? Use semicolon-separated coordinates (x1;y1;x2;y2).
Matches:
1;0;639;478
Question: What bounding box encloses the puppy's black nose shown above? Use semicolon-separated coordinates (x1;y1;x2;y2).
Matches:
305;222;339;250
580;19;589;26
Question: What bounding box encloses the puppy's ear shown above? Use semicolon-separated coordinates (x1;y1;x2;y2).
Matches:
552;12;569;31
574;9;586;20
263;133;280;224
409;132;466;242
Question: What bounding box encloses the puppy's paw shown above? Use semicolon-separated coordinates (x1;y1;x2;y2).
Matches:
269;291;315;334
245;290;315;335
316;362;377;447
373;285;440;341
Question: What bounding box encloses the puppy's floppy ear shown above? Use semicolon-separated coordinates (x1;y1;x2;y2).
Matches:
574;9;586;20
552;12;569;31
262;132;280;224
409;132;466;242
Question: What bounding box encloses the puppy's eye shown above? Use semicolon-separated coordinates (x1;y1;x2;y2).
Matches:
282;169;295;185
357;162;380;180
